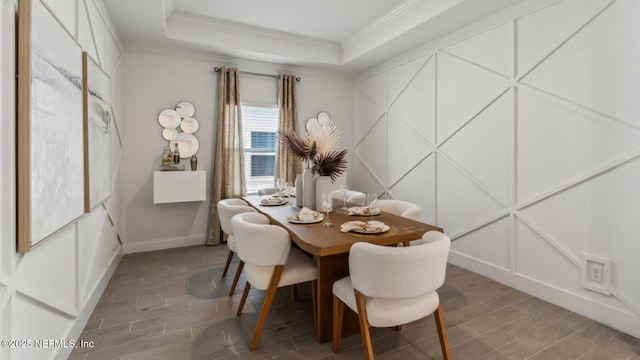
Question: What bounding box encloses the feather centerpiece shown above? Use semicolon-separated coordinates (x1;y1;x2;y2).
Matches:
278;113;347;181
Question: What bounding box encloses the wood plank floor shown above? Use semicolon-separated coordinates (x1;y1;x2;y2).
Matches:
70;245;640;360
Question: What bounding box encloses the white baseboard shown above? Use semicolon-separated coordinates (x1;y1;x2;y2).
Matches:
123;233;206;254
448;251;640;339
53;245;123;360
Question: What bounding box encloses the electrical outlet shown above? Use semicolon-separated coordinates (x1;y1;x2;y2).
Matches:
581;254;612;295
589;262;604;283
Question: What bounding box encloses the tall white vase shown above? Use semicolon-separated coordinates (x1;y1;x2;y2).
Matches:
295;173;303;207
302;168;316;209
315;176;332;212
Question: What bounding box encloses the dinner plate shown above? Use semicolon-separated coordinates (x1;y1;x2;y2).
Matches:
287;215;324;224
260;199;288;206
352;224;390;234
348;207;381;216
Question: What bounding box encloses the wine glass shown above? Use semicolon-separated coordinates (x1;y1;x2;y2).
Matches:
322;193;333;227
367;192;378;219
285;182;294;206
339;184;349;211
276;178;285;197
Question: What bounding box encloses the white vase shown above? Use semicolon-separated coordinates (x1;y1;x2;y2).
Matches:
315;176;332;212
302;168;316;209
295;173;303;207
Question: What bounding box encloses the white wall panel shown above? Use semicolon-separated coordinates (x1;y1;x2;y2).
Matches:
388;154;436;224
353;0;640;338
443;22;512;76
387;55;429;107
350;156;385;199
85;0;107;66
105;31;122;76
78;208;108;304
451;217;510;270
355;71;386;109
521;0;640;127
387;113;431;186
436;52;509;142
388;56;435;143
353;82;385;143
440;91;513;202
41;0;76;37
437;156;506;237
14;226;77;312
515;218;581;291
516;0;611;76
517;90;640;203
77;0;98;62
354;115;387;186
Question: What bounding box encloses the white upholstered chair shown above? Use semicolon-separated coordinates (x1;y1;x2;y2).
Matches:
332;231;451;360
232;212;318;351
375;199;422;221
217;198;257;296
258;187;280;195
331;189;366;206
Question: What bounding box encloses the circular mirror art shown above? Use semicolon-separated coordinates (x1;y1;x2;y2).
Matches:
158;102;200;157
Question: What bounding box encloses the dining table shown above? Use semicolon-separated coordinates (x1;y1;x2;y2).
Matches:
243;195;443;344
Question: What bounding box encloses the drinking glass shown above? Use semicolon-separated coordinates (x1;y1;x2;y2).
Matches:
276;178;285;197
367;192;378;218
322;193;333;227
285;182;294;206
339;184;349;211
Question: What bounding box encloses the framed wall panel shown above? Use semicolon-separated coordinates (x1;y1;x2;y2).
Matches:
17;0;84;252
82;52;111;212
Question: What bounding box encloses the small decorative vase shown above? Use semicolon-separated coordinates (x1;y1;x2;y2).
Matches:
295;174;303;207
315;176;332;212
302;167;316;209
190;155;198;171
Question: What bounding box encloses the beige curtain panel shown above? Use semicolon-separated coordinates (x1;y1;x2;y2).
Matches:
207;67;246;246
275;74;301;183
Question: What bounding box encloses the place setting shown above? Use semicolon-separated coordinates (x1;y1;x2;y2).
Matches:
259;197;289;206
340;220;390;234
287;207;324;224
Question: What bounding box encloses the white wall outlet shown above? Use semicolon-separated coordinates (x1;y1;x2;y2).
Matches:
581;254;612;295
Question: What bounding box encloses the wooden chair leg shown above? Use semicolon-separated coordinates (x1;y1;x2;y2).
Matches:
291;283;298;302
250;265;284;351
354;290;374;360
434;303;451;360
237;281;251;316
222;251;234;276
402;241;411;247
228;260;244;296
396;325;403;332
332;294;344;353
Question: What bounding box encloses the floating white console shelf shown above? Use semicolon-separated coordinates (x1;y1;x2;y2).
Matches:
153;170;206;204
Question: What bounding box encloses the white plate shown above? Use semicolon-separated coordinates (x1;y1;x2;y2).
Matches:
260;199;288;206
352;224;390;234
287;215;324;224
348;207;381;216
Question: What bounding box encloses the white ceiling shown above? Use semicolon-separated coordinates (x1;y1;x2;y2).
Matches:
103;0;526;73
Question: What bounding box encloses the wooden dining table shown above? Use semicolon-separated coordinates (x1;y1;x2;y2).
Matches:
243;195;443;344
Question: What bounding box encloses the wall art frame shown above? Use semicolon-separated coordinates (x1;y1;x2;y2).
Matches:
17;0;85;253
82;52;111;212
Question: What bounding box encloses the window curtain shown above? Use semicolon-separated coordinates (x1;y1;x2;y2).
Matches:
275;74;301;183
206;67;246;246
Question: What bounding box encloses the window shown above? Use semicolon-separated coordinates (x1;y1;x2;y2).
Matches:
242;103;279;194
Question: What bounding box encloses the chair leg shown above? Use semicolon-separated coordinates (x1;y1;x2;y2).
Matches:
434;304;451;360
236;281;251;316
402;241;411;247
354;290;374;360
250;265;284;351
222;251;234;277
228;260;244;296
396;325;403;332
332;294;344;353
291;283;298;302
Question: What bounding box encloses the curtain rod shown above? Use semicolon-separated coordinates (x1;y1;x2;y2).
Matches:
213;67;300;82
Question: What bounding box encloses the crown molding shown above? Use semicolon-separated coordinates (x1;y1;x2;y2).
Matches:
343;0;428;48
167;11;341;53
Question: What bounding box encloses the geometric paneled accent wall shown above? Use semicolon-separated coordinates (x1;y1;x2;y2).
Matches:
353;0;640;338
0;0;124;359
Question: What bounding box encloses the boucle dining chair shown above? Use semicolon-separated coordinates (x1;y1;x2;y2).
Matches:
332;231;451;360
232;212;318;351
217;198;257;296
257;186;279;195
331;189;366;206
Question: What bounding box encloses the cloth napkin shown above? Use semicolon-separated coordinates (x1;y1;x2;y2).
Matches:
260;197;286;205
287;207;322;221
347;206;380;216
340;221;386;233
